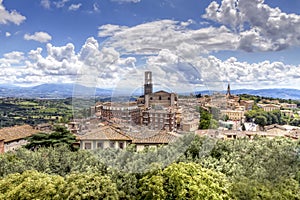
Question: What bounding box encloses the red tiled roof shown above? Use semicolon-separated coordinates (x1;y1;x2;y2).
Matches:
132;132;178;144
0;125;39;142
77;126;131;141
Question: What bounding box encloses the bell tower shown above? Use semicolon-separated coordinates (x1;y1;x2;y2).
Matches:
226;83;231;97
144;71;153;95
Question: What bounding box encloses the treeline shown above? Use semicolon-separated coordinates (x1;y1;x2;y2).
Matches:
0;135;299;199
238;94;300;105
245;108;284;127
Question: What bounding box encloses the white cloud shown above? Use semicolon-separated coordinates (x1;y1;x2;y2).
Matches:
0;51;24;66
110;0;141;3
68;3;82;11
0;0;26;25
41;0;51;9
24;32;52;43
54;0;69;8
5;32;11;37
93;3;100;12
98;20;238;56
1;35;300;90
203;0;300;52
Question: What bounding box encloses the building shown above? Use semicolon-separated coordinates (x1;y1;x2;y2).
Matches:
142;107;177;131
76;123;179;151
131;131;178;151
96;102;141;125
95;71;180;132
257;104;280;112
280;110;294;118
77;125;131;150
240;100;254;110
220;110;244;121
280;103;297;109
0;125;39;153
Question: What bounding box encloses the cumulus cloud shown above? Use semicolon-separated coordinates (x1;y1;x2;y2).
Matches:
0;51;24;67
98;20;238;56
2;35;300;90
24;32;52;43
0;0;26;25
5;32;11;37
203;0;300;52
68;3;82;11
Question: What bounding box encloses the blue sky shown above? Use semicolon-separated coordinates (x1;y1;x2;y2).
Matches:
1;0;300;92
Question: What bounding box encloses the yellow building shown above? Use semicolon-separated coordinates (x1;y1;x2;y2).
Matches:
220;110;244;121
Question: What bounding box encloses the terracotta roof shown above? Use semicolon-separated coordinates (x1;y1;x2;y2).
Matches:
131;132;178;144
77;126;131;141
0;125;39;142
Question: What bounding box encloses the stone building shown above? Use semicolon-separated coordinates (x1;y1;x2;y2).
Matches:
95;102;141;125
95;71;180;132
0;125;39;153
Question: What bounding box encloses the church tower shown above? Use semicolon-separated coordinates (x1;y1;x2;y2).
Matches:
144;71;153;95
226;83;231;97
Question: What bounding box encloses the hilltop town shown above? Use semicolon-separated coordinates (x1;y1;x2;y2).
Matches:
1;71;299;153
0;71;300;199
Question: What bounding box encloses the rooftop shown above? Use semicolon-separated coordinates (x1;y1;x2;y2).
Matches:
0;125;39;142
77;126;131;141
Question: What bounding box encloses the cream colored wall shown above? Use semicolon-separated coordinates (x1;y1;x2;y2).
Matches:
80;140;128;150
4;139;28;152
136;144;158;151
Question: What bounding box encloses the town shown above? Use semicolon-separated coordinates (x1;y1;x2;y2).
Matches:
0;71;299;199
1;71;299;153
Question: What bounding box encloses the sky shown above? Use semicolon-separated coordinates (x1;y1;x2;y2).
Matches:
1;0;300;93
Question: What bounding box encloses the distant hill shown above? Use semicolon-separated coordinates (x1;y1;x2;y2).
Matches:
0;83;112;98
1;84;300;100
196;88;300;100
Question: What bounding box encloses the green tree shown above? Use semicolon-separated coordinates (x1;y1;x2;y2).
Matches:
63;172;119;199
139;162;232;200
0;170;65;200
254;115;267;128
25;126;76;150
199;107;213;129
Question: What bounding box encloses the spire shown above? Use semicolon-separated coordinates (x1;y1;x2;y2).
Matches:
226;83;231;97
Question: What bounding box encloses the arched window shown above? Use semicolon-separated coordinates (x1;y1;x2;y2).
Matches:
159;96;162;100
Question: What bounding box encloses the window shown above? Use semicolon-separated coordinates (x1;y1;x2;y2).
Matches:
159;96;162;100
119;142;124;149
84;142;92;149
97;142;103;149
109;141;115;148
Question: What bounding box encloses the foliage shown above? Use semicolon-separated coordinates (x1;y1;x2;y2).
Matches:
0;170;118;200
63;173;119;199
0;135;299;199
0;145;106;177
231;177;300;200
0;98;72;128
199;107;214;129
245;108;283;126
139;162;232;200
25;126;77;150
254;115;267;127
0;170;65;200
